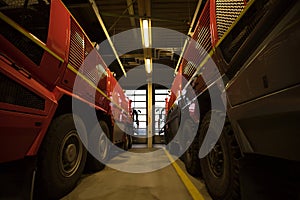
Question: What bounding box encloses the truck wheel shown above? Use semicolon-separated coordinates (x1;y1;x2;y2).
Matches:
168;141;180;156
128;135;133;149
199;111;241;200
164;126;170;144
182;119;201;176
85;120;110;172
184;141;201;176
122;134;129;150
35;114;87;200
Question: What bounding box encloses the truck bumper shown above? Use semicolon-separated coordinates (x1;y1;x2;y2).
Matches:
239;154;300;200
0;156;37;200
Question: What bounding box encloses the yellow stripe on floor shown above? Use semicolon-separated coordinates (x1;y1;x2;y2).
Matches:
164;148;205;200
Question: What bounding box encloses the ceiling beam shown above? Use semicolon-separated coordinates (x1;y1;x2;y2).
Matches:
101;12;185;24
137;0;152;61
174;0;203;74
107;0;138;32
120;54;144;58
126;0;136;28
89;0;127;77
65;3;90;8
137;0;151;17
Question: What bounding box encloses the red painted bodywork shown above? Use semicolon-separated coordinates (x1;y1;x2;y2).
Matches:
0;55;58;162
209;0;218;47
0;0;132;163
166;0;247;119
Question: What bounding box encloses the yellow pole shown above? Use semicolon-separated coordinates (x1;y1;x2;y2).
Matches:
147;81;153;148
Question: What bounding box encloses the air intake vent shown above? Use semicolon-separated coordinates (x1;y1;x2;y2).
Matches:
193;1;212;54
182;1;211;80
68;19;99;85
0;73;45;110
216;0;245;39
183;60;196;79
219;0;265;63
69;19;85;70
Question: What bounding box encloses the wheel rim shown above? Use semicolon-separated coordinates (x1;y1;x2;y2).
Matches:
186;145;192;163
207;141;224;177
99;132;108;160
125;136;129;148
59;130;83;177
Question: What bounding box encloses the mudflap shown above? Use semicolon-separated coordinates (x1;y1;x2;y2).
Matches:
0;156;37;200
239;154;300;200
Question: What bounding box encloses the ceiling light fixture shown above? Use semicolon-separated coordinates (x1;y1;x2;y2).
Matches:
141;19;151;48
145;58;152;73
89;0;127;77
142;19;150;47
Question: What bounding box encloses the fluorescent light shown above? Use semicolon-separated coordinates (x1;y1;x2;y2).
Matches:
142;19;150;48
145;58;151;73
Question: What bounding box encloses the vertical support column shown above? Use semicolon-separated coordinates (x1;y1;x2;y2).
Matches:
147;81;153;148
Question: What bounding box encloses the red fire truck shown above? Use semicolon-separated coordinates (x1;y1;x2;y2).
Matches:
165;0;300;199
0;0;133;199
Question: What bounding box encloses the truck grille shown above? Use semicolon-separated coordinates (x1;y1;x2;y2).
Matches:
0;22;44;65
0;72;45;110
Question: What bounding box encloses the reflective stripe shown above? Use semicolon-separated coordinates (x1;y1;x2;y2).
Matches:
1;12;129;115
67;64;128;114
0;12;64;63
164;149;205;200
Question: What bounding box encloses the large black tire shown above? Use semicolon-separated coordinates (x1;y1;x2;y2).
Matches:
164;125;171;145
85;120;110;172
127;125;134;149
165;105;181;145
122;134;129;151
168;141;180;156
182;119;201;176
199;111;241;200
128;135;133;149
35;114;87;200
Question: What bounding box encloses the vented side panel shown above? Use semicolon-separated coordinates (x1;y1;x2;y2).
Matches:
216;0;245;39
193;1;212;54
68;18;101;85
84;37;93;58
182;1;211;80
0;72;45;110
182;60;196;79
69;19;85;70
219;0;266;63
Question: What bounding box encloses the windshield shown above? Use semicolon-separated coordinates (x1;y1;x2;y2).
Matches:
0;0;50;64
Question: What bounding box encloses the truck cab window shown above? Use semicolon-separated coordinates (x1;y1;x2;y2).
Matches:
0;0;50;43
0;0;50;64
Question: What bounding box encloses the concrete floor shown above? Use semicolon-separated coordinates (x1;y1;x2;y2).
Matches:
61;145;212;200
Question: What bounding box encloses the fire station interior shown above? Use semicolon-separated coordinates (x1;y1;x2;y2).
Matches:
1;0;300;200
63;1;208;199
